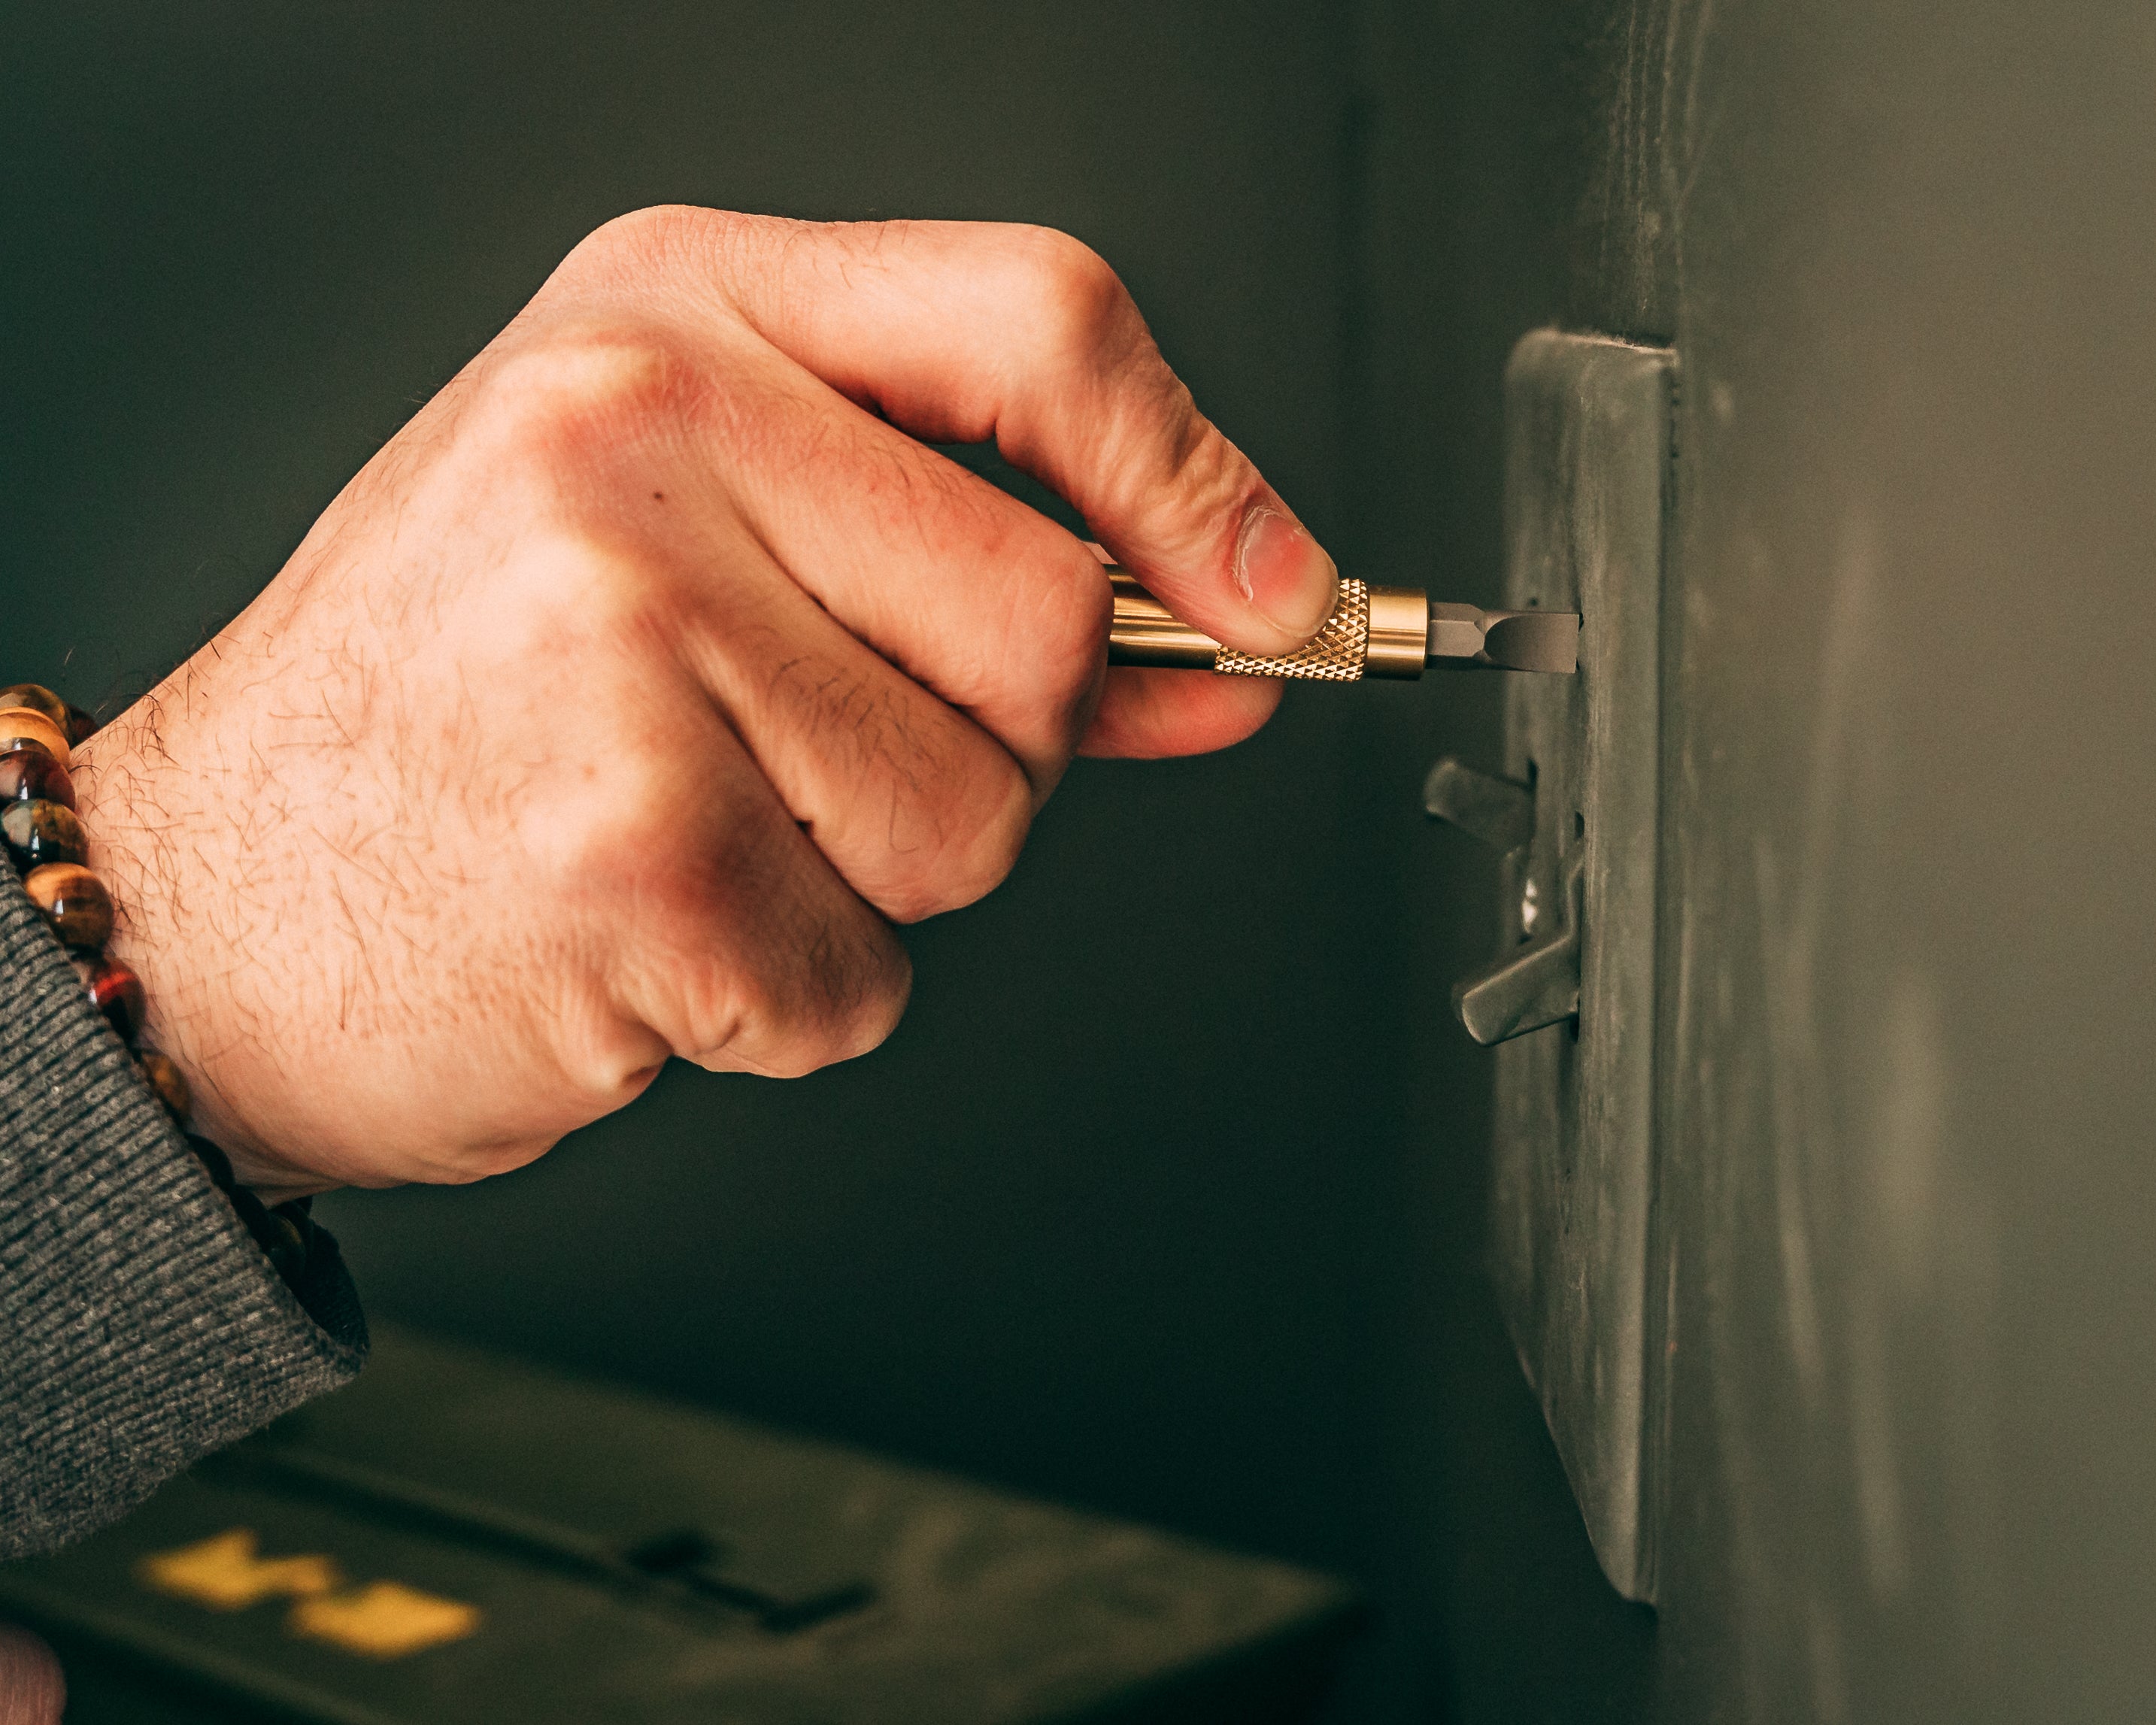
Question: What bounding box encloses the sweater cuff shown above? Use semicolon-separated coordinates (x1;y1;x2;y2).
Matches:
0;879;366;1559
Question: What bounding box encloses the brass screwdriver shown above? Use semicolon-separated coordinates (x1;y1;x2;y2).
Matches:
1105;568;1579;680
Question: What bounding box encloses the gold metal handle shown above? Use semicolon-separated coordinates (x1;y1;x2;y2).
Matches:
1105;568;1428;681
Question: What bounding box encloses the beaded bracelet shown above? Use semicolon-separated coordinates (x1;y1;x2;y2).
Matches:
0;683;316;1288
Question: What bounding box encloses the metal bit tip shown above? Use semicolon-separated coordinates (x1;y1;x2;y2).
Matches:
1427;602;1581;674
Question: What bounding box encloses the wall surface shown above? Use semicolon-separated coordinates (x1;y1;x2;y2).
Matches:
1363;0;2156;1720
1651;2;2156;1718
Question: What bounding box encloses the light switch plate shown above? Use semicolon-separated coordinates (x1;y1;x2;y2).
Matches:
1489;329;1674;1603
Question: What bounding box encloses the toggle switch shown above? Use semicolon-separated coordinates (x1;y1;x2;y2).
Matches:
1421;759;1535;853
1424;330;1674;1604
1451;853;1583;1045
1424;759;1584;1044
1423;763;1595;1043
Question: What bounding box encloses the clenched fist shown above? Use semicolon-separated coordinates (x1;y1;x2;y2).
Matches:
73;209;1339;1203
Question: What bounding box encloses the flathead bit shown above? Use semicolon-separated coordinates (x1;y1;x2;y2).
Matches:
1426;602;1581;675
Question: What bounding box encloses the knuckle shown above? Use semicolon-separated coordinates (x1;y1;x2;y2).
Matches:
726;913;911;1078
823;937;913;1067
1024;546;1117;706
1160;409;1245;520
664;799;915;1079
762;654;1036;922
478;323;695;474
1005;226;1133;369
956;758;1036;898
559;204;744;286
878;750;1033;924
918;527;1109;734
843;935;914;1057
1078;377;1239;557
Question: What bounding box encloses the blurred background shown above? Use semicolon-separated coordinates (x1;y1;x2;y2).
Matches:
8;3;2156;1722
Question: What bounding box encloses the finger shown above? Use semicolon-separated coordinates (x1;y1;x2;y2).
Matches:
620;322;1287;782
608;210;1340;660
606;711;914;1081
1078;668;1281;760
641;329;1111;790
466;324;1053;909
660;513;1037;923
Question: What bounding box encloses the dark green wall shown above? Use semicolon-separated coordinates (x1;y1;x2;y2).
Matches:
1375;2;2156;1720
1604;2;2156;1720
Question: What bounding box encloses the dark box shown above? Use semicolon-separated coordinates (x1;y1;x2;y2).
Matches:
1;1326;1361;1723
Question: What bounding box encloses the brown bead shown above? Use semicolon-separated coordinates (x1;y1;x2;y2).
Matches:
0;709;69;772
2;799;86;871
85;956;147;1041
61;704;99;747
0;743;73;811
137;1048;191;1122
0;685;67;726
23;862;113;949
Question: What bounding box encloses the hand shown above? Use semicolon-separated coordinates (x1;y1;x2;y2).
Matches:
71;210;1339;1202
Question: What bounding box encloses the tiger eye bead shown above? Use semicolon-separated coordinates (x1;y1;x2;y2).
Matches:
2;800;86;872
0;686;68;727
137;1048;191;1122
0;743;73;811
0;708;70;772
23;862;113;949
84;956;147;1042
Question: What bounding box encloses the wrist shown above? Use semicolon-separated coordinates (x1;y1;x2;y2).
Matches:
71;696;333;1205
4;676;331;1293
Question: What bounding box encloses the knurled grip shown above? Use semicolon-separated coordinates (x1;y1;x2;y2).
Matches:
1212;580;1371;680
1105;568;1429;679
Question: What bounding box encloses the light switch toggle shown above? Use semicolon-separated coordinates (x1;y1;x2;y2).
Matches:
1451;856;1583;1045
1424;756;1583;1046
1421;758;1535;852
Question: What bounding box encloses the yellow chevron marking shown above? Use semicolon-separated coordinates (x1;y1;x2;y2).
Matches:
136;1528;340;1609
288;1580;482;1660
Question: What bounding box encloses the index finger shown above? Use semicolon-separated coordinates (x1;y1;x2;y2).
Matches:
659;211;1341;659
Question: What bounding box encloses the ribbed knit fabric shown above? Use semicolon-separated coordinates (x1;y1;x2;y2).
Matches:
0;877;365;1558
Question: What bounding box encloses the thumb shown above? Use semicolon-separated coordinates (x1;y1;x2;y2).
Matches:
641;210;1340;656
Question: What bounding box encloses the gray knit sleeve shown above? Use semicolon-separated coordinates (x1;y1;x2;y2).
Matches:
0;878;365;1559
